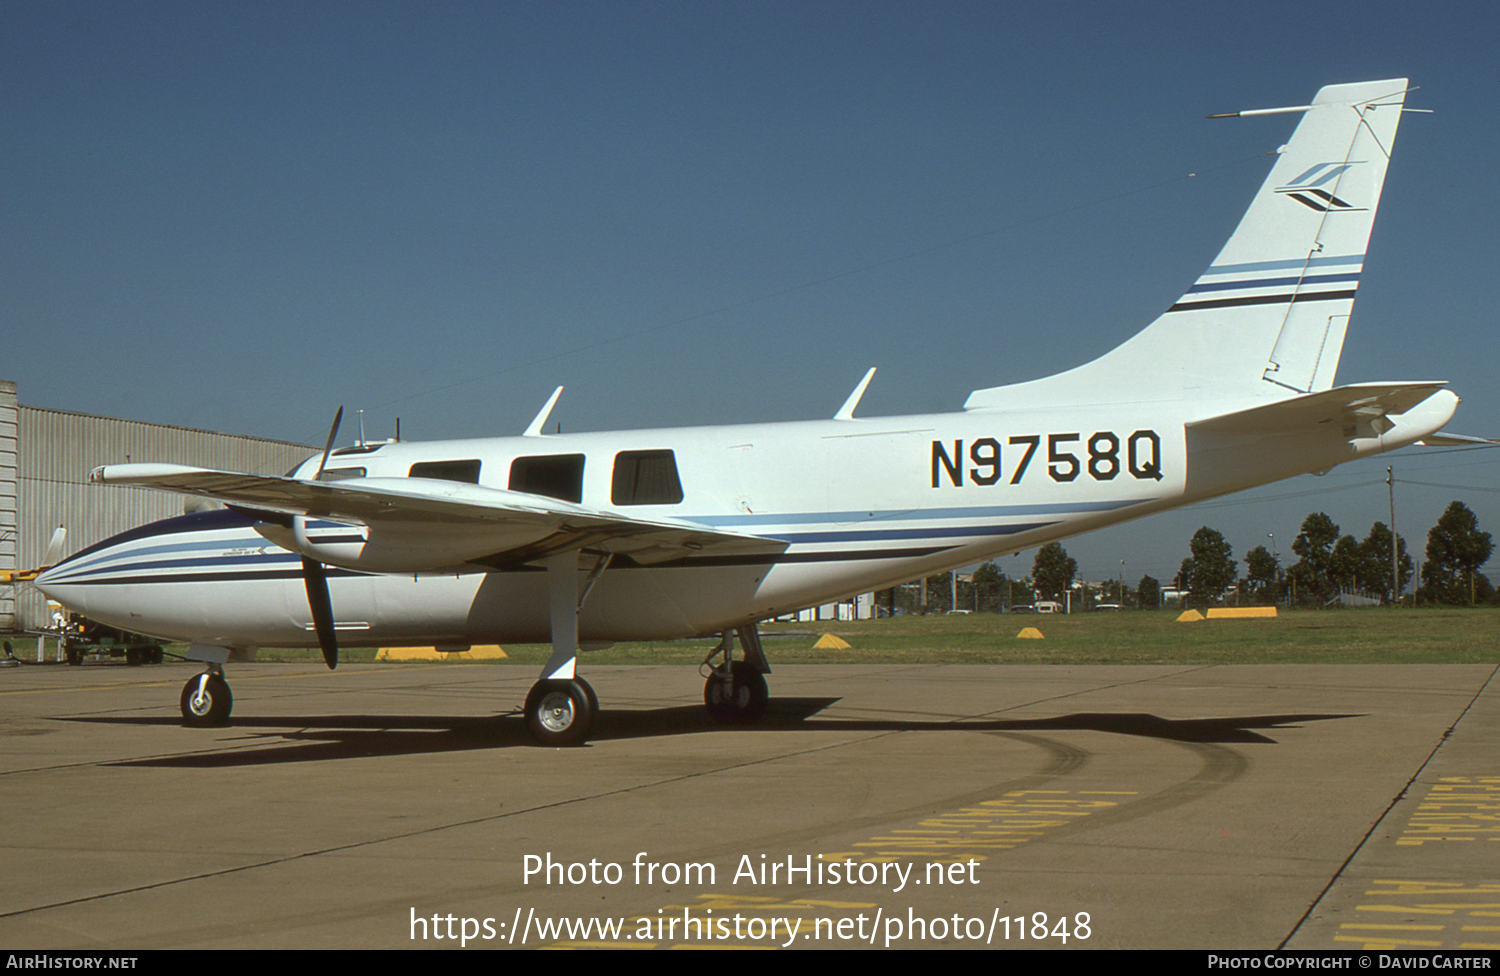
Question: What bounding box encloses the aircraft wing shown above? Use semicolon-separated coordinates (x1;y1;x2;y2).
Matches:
1186;383;1449;436
89;463;786;570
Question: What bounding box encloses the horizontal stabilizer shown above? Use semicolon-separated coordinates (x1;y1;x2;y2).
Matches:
1186;382;1447;435
1418;432;1500;448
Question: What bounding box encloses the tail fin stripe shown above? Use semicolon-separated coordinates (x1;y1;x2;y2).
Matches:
1204;253;1363;276
1167;289;1356;313
1186;271;1360;295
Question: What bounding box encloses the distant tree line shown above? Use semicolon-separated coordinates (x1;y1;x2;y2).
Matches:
877;499;1492;613
1177;500;1492;608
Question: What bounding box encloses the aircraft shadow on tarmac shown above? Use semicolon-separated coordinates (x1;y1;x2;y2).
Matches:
68;700;1360;768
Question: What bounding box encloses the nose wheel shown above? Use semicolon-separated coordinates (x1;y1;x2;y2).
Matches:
180;671;232;727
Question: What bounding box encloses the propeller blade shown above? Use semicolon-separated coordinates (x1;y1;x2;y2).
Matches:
42;526;66;567
314;407;344;480
302;556;338;669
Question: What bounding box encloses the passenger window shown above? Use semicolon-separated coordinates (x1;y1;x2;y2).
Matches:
317;466;366;482
611;450;683;505
409;459;482;483
509;454;585;503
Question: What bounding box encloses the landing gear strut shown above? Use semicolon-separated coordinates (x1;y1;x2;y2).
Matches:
523;551;609;746
702;625;770;723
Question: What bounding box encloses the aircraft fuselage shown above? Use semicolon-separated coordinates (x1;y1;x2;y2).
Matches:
38;388;1454;650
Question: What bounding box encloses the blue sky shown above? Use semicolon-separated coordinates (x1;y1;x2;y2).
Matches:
5;1;1498;586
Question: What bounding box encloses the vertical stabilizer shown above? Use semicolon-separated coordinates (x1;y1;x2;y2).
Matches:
965;79;1408;411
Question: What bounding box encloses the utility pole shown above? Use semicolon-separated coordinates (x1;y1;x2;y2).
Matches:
1268;532;1277;606
1387;466;1399;606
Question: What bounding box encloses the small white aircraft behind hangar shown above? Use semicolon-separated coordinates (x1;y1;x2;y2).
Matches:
37;79;1464;745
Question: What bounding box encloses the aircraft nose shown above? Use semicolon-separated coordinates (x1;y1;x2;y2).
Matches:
33;559;88;613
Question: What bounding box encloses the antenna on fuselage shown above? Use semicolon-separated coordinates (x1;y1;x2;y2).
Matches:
524;386;564;437
834;367;877;421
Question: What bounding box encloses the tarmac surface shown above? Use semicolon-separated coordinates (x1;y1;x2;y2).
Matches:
0;657;1497;950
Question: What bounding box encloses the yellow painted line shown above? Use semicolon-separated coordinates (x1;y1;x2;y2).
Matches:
1341;870;1500;950
828;789;1137;864
551;942;655;949
1370;882;1500;895
560;790;1136;947
668;945;773;950
1396;778;1500;845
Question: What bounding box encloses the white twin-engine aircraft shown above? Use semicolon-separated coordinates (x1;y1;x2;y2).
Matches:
37;79;1462;745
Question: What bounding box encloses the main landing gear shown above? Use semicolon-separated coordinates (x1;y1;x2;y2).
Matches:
521;622;773;746
701;626;770;724
523;676;597;747
522;551;608;747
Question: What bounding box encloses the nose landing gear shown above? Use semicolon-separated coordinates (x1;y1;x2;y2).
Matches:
180;668;232;727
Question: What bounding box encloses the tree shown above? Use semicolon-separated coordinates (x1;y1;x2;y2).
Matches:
1136;575;1160;609
971;561;1008;612
922;572;953;613
1421;501;1494;605
1181;526;1235;607
1244;545;1280;605
1357;521;1413;604
1032;543;1077;601
1291;512;1340;604
1329;534;1363;595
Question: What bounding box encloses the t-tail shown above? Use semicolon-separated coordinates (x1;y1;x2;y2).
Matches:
966;78;1411;410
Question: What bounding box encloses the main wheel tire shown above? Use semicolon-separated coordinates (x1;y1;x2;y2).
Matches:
180;675;232;727
704;660;768;723
574;676;598;733
524;679;594;746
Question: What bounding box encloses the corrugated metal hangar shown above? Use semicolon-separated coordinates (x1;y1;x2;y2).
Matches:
1;379;312;632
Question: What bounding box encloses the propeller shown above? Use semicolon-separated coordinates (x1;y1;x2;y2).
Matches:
42;526;67;568
304;408;343;670
315;407;343;480
2;526;67;583
303;556;338;670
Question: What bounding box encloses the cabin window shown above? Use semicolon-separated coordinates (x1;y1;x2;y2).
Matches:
317;466;366;482
509;454;585;503
408;459;482;483
611;450;683;505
